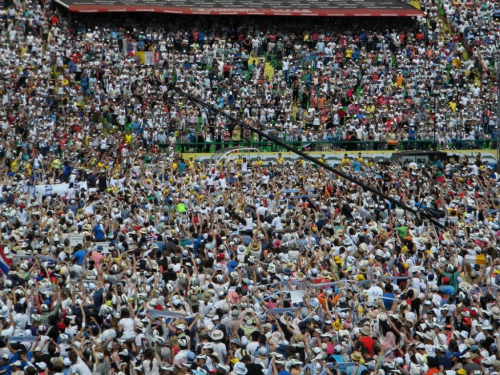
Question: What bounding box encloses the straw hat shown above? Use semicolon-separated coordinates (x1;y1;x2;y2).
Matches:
295;272;305;281
351;351;364;363
211;330;224;341
250;241;260;251
285;262;296;271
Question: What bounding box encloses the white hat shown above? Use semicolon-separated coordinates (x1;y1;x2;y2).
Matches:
63;358;72;366
211;330;224;341
233;362;248;375
36;363;48;370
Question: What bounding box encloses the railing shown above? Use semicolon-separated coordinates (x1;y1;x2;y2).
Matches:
157;139;498;153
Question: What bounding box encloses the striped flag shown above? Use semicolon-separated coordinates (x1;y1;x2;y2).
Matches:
0;245;12;275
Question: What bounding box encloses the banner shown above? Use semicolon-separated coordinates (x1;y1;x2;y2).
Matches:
268;307;298;314
70;235;84;247
327;362;357;368
135;52;160;65
8;337;38;342
149;310;187;318
210;191;225;197
464;254;487;265
22;182;90;200
259;280;304;287
290;290;306;304
310;281;345;288
14;255;58;262
262;292;281;301
318;307;325;330
96;242;111;254
302;362;315;375
32;287;55;292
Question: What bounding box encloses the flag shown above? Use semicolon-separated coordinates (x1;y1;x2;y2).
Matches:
0;245;12;275
318;306;325;330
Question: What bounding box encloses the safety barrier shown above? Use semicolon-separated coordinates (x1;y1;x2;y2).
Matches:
157;139;497;153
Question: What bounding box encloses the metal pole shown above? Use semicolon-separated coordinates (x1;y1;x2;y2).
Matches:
431;92;438;150
434;94;437;149
166;85;444;228
496;53;500;171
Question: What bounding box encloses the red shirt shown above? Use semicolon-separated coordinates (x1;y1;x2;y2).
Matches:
358;337;375;356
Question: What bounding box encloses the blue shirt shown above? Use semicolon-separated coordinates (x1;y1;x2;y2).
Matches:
73;249;87;266
227;260;238;272
331;354;346;371
93;224;105;240
382;292;395;310
62;165;73;177
0;364;12;375
438;285;456;296
346;364;368;375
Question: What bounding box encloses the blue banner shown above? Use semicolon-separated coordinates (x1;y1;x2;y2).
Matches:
268;307;299;314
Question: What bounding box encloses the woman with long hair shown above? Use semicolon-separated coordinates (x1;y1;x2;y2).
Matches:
118;309;136;342
169;336;181;360
381;332;397;363
142;348;160;375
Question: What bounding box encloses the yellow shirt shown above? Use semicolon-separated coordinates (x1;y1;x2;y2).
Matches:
10;159;19;172
358;157;364;163
341;158;350;165
254;160;263;167
277;157;285;164
125;133;132;145
52;159;62;169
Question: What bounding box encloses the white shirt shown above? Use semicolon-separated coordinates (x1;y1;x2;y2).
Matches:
100;328;116;349
366;285;383;302
13;314;29;336
118;318;135;339
271;216;283;230
142;359;160;375
212;342;227;364
70;357;93;375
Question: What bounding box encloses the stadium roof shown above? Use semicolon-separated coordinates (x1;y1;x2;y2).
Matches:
56;0;423;16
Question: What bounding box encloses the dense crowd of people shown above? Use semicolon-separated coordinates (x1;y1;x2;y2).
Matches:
2;1;500;375
0;0;498;156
